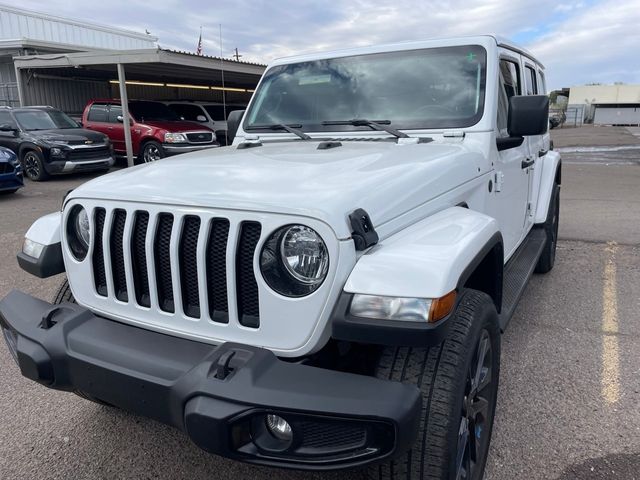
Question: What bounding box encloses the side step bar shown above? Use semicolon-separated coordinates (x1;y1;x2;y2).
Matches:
499;228;547;330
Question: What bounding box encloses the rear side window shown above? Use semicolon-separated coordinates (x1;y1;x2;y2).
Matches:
524;66;538;95
88;104;108;122
538;70;547;94
107;105;123;123
168;104;207;122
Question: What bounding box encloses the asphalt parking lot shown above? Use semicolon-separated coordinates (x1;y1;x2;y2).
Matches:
1;128;639;479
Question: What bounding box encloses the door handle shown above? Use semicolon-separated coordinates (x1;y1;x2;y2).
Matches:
108;126;114;130
521;158;535;169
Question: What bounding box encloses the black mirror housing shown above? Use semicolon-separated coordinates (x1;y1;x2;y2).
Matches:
0;123;16;132
226;110;245;145
508;95;549;137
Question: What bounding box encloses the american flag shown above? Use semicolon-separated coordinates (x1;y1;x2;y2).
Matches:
196;28;203;56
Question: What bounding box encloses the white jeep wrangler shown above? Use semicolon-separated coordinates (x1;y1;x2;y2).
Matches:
1;35;560;480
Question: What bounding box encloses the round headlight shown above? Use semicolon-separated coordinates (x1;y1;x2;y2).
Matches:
67;205;90;261
260;225;329;297
280;225;329;284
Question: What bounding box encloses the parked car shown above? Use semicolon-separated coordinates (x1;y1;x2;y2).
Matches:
2;36;560;480
82;100;218;162
0;106;114;181
164;101;246;145
549;110;566;129
0;146;23;193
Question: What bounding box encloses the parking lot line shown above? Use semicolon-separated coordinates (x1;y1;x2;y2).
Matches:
601;241;620;405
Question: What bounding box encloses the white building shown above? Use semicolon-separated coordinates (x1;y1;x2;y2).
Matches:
0;4;157;106
568;84;640;126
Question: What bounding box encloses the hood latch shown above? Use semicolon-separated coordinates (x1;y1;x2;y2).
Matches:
349;208;379;251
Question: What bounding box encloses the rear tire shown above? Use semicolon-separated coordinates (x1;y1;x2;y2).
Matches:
368;290;500;480
51;278;115;408
535;182;560;274
22;150;50;181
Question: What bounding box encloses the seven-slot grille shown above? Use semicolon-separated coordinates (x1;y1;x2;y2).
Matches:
92;208;261;327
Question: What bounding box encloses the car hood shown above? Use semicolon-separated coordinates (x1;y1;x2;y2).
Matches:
142;120;212;132
32;128;107;144
70;139;481;239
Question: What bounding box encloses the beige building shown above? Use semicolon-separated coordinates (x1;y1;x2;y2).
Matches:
568;84;640;125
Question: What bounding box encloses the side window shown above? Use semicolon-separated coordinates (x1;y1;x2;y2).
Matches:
524;66;538;95
87;104;108;122
169;104;206;122
497;59;521;136
107;105;123;123
0;111;17;128
538;70;547;94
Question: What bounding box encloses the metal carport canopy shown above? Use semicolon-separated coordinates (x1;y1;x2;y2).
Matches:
14;48;266;166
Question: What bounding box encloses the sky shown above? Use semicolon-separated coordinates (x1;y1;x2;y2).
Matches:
15;0;640;90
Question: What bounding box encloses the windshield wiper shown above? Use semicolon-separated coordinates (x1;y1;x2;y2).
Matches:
321;119;409;139
246;123;311;140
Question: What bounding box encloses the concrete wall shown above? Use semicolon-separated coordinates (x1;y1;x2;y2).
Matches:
569;84;640;106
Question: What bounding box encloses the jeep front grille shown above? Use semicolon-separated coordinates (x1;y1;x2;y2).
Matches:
91;208;261;327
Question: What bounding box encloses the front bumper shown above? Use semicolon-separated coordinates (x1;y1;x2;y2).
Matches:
46;157;115;174
162;143;219;155
0;170;23;191
0;290;421;470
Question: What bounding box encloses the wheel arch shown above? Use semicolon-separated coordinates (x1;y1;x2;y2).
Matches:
458;234;504;313
534;150;562;224
344;207;503;303
18;143;41;159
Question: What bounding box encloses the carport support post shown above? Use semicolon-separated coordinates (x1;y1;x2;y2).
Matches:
116;63;134;167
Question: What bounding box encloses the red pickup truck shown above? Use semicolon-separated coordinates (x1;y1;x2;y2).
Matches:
82;100;218;163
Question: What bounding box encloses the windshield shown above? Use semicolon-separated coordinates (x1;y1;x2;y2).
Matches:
204;105;244;121
14;109;78;131
128;101;181;122
245;45;486;133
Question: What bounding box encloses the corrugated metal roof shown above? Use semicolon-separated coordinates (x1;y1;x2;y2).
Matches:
0;4;157;50
159;48;266;68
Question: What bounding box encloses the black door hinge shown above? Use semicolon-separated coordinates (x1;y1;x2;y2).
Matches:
349;208;378;251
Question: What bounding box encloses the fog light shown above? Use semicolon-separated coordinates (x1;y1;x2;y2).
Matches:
266;414;293;442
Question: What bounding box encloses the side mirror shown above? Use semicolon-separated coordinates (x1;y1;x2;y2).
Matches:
508;95;549;137
226;110;245;145
116;115;124;123
196;115;207;122
0;123;16;132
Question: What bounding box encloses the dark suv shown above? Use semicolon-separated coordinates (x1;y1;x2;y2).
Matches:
0;106;114;181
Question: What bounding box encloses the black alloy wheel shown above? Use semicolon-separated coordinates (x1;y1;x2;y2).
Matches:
455;329;496;480
23;151;49;181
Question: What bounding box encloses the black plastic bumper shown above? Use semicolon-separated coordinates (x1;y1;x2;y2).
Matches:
0;290;421;470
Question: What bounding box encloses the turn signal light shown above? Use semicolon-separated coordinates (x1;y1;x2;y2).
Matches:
429;290;457;323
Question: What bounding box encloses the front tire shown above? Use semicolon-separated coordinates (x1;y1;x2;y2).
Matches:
368;290;500;480
22;150;50;181
140;140;165;163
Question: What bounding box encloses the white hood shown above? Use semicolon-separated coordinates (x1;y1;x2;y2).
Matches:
69;140;482;239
